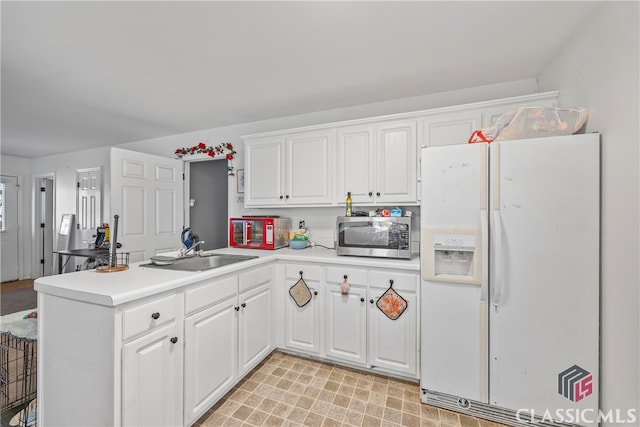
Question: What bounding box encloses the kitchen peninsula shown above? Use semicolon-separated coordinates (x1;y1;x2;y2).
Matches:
35;247;419;426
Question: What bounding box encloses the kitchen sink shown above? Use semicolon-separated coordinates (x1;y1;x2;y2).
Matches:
141;253;259;271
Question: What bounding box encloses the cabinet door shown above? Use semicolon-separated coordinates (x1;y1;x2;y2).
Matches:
184;296;238;425
285;131;334;205
244;138;286;206
375;120;418;204
284;265;323;355
122;322;183;427
324;267;368;366
423;110;483;147
337;126;376;204
368;271;418;378
238;283;273;377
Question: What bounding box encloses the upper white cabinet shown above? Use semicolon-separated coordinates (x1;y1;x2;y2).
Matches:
337;125;375;204
244;137;285;206
242;91;558;209
422;110;483;148
244;130;334;207
337;120;418;205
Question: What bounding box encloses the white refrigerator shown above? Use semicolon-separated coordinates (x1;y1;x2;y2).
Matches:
420;133;600;427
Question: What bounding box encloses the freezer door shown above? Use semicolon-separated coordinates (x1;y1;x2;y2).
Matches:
489;134;600;425
420;143;489;402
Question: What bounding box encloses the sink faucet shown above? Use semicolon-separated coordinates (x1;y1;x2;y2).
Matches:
180;240;205;257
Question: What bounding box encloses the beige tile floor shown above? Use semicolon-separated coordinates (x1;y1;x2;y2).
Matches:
194;350;507;427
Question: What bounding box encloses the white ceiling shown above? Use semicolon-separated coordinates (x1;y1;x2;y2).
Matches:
1;1;602;159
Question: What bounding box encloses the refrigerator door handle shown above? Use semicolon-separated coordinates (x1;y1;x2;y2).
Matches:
480;209;489;303
492;209;504;307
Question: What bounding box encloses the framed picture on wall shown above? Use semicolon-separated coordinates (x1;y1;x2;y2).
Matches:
237;169;245;193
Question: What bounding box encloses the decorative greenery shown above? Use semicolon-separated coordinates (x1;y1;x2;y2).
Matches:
174;141;237;175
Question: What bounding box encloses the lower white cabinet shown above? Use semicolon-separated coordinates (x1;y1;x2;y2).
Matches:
184;276;238;425
284;264;323;354
368;270;418;377
324;267;368;366
123;321;184;427
282;263;419;378
238;266;275;377
38;259;415;427
184;265;274;425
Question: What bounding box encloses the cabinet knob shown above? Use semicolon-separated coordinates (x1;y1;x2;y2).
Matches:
368;192;373;197
280;195;284;199
314;291;318;296
369;299;375;304
360;297;365;302
170;337;178;344
285;195;289;199
234;306;240;311
343;274;348;280
241;303;247;308
376;192;381;197
151;312;160;320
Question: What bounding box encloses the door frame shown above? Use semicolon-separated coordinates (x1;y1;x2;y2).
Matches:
32;172;56;279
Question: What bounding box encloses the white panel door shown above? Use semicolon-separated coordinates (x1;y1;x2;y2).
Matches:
0;176;19;282
375;120;417;204
122;322;183;427
76;167;102;250
184;296;238;425
110;148;183;263
489;134;600;422
337;125;375;204
238;283;272;377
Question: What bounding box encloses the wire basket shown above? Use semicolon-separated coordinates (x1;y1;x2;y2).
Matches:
96;252;130;273
0;333;37;413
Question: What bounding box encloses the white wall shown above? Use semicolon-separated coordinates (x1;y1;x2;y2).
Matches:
0;155;32;279
538;2;639;422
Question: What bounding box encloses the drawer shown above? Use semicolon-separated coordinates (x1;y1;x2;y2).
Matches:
285;264;322;282
239;264;274;293
185;276;237;316
326;266;367;286
123;293;178;341
369;270;417;292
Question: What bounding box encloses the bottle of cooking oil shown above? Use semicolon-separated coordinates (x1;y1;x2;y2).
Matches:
346;192;353;216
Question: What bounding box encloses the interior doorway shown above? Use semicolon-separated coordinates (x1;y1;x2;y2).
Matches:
0;175;20;282
188;160;229;250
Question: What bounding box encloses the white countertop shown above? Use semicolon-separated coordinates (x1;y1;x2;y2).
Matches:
35;247;419;307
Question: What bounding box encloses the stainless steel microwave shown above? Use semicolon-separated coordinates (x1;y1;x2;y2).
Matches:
336;216;411;259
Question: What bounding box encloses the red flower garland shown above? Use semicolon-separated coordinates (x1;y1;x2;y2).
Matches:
174;142;237;175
